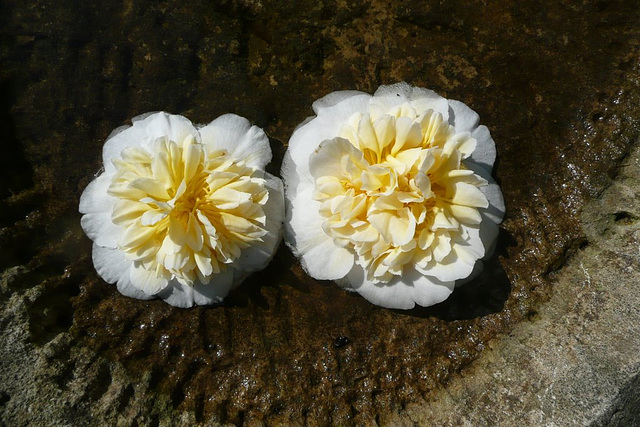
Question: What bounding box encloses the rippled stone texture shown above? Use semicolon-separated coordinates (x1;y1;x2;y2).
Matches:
1;0;639;424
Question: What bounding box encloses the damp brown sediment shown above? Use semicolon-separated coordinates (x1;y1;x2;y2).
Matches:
2;0;640;424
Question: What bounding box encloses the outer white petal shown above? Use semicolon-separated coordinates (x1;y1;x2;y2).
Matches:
311;90;369;114
469;125;497;171
466;164;505;225
344;264;414;309
286;93;371;183
454;260;484;287
481;182;505;225
198;113;272;170
405;267;456;308
448;99;480;133
157;280;194;308
129;264;168;295
344;264;454;309
459;225;485;259
81;213;120;249
479;214;500;258
92;244;154;300
80;172;121;248
117;276;155;300
233;173;284;279
372;82;450;119
285;186;354;280
280;149;306;211
79;172;116;214
91;243;128;284
105;124;131;142
102;112;199;173
192;268;235;305
425;247;477;282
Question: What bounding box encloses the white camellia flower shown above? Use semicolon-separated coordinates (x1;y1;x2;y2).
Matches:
79;112;284;308
282;82;505;309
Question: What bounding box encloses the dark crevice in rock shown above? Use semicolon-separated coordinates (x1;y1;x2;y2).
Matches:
51;356;76;392
117;384;134;414
613;211;638;224
27;274;81;345
83;362;112;402
0;391;10;407
544;237;593;277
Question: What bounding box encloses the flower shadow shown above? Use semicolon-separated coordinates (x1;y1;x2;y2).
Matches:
223;244;308;309
402;228;516;320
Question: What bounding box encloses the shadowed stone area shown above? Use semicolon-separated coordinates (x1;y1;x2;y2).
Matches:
1;0;639;425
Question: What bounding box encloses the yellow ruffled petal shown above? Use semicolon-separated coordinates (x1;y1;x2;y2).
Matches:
107;133;269;288
309;103;492;284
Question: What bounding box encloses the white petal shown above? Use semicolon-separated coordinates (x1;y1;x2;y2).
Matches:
139;112;200;146
92;244;155;300
286;93;371;183
81;212;120;248
130;112;159;123
458;225;485;259
344;264;415;309
280;149;305;208
285;186;354;280
260;172;285;229
455;259;484;287
117;276;155;300
295;227;354;280
466;165;506;225
103;112;199;173
91;244;129;284
312;90;369;114
404;267;455;308
479;215;500;258
129;264;168;295
198;113;272;170
448;99;480;132
79;173;116;214
469;125;497;171
424;247;476;282
372;82;449;119
192;268;235;305
344;264;454;309
105;124;131;141
157;280;195;308
481;181;506;225
233;173;284;277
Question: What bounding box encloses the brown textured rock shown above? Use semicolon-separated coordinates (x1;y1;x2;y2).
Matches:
1;0;639;425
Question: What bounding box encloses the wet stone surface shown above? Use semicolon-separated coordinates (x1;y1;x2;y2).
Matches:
1;0;640;424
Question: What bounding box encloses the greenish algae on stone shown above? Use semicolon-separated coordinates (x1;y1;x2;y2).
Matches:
1;0;640;425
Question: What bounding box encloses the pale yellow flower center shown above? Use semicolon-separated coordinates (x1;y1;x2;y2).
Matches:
108;135;268;287
311;104;489;283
